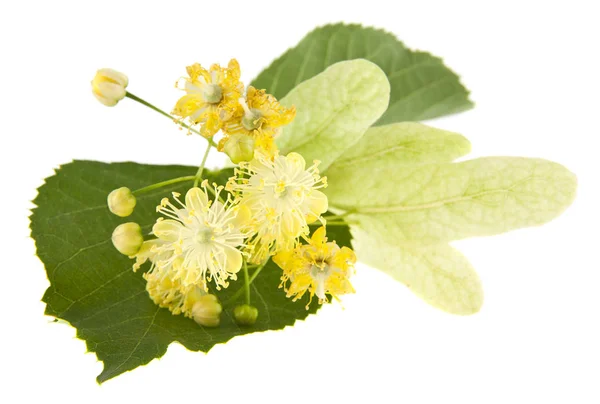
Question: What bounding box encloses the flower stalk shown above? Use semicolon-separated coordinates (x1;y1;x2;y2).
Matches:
125;92;217;147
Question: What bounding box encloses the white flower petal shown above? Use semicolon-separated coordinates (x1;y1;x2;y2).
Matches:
153;219;184;242
185;187;209;213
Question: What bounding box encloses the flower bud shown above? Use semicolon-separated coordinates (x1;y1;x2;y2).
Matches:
192;294;222;327
91;68;129;106
111;222;143;256
107;187;136;217
233;304;258;326
222;134;255;164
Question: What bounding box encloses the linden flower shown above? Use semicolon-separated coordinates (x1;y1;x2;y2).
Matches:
227;152;328;263
145;269;208;317
132;184;249;290
221;86;296;158
172;59;243;138
273;227;356;306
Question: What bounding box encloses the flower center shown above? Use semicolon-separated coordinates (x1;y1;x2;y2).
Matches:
242;109;262;131
274;179;288;197
203;84;223;104
310;261;331;300
195;227;214;244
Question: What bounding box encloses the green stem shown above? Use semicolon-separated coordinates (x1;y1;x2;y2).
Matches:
243;261;251;305
132;175;197;195
225;260;268;306
125;92;217;147
194;143;213;187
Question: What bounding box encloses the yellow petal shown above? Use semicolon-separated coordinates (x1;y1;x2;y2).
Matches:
94;81;126;101
223;247;243;274
201;111;221;137
273;249;295;270
281;213;303;239
286;152;306;171
339;246;357;264
185;187;209;213
310;226;328;245
307;190;328;217
173;94;205;118
231;204;252;228
227;59;241;80
153;219;184;242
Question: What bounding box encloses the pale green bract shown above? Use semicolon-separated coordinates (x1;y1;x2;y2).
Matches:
325;122;471;171
351;228;483;315
326;157;577;244
277;59;390;171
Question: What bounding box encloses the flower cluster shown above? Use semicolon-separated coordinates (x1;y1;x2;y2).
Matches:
103;59;355;327
172;59;295;161
274;226;356;306
226;152;328;263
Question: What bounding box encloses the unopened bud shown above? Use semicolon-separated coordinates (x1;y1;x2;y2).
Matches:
222;134;255;164
108;187;136;217
91;68;129;106
233;304;258;326
192;294;222;327
111;222;143;256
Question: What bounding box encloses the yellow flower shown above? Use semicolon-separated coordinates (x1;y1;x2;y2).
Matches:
273;227;356;306
91;68;128;106
221;86;296;158
131;184;248;291
227;152;328;264
172;59;243;138
145;269;208;317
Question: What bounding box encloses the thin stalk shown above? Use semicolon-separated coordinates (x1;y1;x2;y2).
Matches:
125;92;216;147
224;260;268;306
194;143;213;187
242;261;251;305
132;175;197;195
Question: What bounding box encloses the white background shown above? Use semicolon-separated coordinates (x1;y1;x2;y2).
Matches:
1;1;599;403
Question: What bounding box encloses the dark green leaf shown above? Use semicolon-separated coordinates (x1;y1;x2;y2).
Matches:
30;160;351;383
251;23;474;124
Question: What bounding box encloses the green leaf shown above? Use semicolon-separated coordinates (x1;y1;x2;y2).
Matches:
252;23;473;125
30;160;352;383
325;122;471;172
325;157;577;244
351;228;483;315
277;59;390;171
